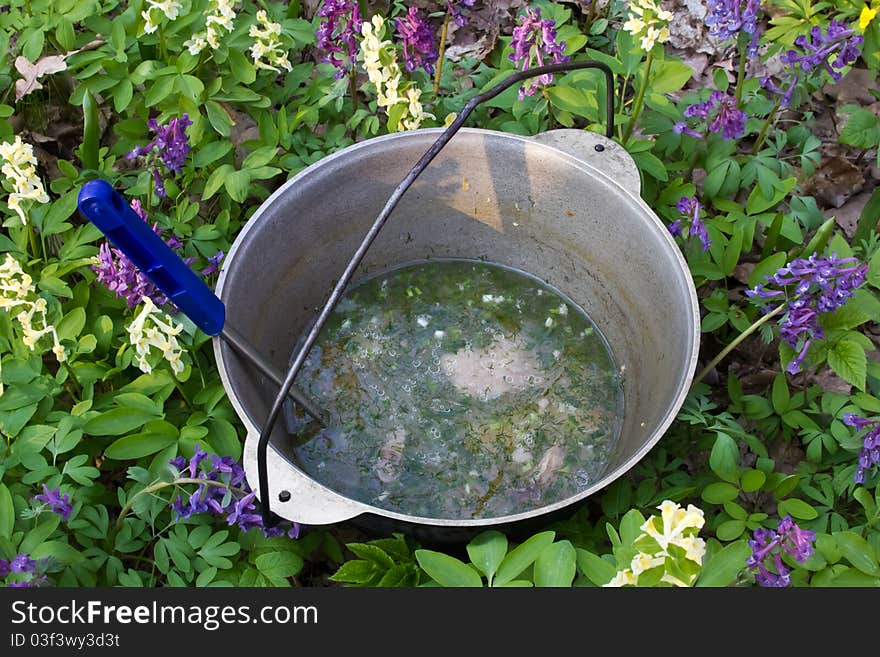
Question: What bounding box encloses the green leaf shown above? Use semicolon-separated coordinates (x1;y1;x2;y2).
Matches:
144;75;176;107
203;164;234;199
0;483;13;540
533;540;577;587
835;531;880;576
104;431;178;460
827;336;867;391
254;552;304;584
648;58;693;94
83;407;162;436
329;560;381;585
347;543;395;569
696;540;750;587
205;100;234;137
709;433;740;483
193;141;233;168
746;177;797;214
466;530;508;585
771;374;790;415
56;307;86;341
41;189;80;236
838;105;880;149
740;469;767;493
854;187;880;247
414;550;483;587
575;549;617;586
715;519;746;541
494;531;556;586
777;497;818;520
701;482;740;504
224;170;251;203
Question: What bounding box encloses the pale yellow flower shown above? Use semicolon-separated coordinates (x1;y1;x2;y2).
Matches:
127;296;186;375
603;569;637;587
622;0;672;52
0;136;49;225
249;10;292;72
0;254;64;395
630;552;664;576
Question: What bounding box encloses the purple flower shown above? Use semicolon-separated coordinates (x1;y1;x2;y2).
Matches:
682;91;746;140
842;413;880;484
201;250;224;276
705;0;764;57
671;196;711;251
747;516;815;587
9;554;36;574
34;484;73;521
168;450;301;539
508;7;569;101
127;114;192;198
746;253;867;375
447;0;475;27
673;121;704;139
315;0;362;79
762;20;863;107
91;200;195;308
396;7;439;74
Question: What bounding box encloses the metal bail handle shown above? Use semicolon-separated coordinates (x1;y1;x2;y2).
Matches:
256;60;617;527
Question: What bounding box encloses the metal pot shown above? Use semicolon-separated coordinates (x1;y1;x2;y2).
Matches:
214;126;700;544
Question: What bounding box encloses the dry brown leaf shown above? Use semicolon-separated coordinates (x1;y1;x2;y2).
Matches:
14;55;68;101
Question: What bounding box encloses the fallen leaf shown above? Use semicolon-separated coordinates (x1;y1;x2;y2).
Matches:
14;54;68;101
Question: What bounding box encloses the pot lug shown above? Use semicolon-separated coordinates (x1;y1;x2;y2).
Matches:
242;431;367;526
530;129;641;196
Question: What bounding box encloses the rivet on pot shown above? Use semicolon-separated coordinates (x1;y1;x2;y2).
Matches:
278;490;291;502
594;144;605;152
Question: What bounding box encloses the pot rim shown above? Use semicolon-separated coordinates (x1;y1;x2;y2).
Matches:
214;126;701;527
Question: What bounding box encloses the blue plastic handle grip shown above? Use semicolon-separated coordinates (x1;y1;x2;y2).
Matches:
77;179;226;336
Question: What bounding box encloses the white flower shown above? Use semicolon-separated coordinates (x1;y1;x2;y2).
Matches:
127;296;186;375
0;136;49;225
603;569;636;587
142;0;182;34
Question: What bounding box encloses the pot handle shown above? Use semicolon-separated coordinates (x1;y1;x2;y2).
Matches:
77;179;226;336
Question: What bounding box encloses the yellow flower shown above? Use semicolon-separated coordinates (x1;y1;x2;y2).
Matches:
861;5;878;31
603;569;637;587
141;0;182;34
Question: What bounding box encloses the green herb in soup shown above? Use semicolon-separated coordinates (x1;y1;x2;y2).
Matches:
284;259;624;519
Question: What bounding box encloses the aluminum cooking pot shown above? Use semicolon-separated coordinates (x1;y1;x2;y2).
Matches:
214;125;700;543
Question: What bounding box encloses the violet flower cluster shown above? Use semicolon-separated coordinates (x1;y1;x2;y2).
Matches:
668;196;710;251
762;20;863;107
746;515;815;587
1;554;50;588
126;114;192;198
447;0;475;27
674;90;746;140
315;0;363;79
508;7;569;100
169;447;301;539
34;484;73;521
841;414;880;484
746;253;868;375
91;200;195;308
705;0;764;57
396;7;438;74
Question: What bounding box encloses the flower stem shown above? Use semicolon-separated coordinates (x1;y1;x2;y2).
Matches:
622;50;654;145
751;97;781;155
734;49;747;106
433;12;452;97
691;303;786;387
